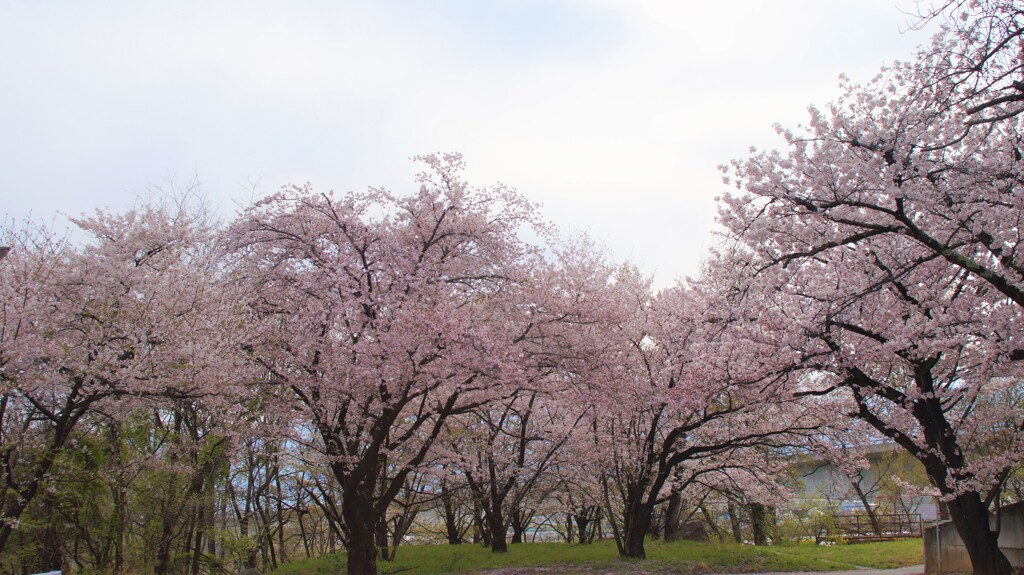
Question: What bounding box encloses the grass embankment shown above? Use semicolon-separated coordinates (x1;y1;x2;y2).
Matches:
273;538;923;575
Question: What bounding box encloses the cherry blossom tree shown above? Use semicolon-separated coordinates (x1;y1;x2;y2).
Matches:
440;239;634;554
916;1;1024;127
445;377;579;552
573;259;821;559
226;154;545;575
720;0;1024;328
0;204;232;570
739;229;1020;574
720;5;1024;571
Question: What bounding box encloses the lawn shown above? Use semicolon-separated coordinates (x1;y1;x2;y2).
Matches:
273;538;923;575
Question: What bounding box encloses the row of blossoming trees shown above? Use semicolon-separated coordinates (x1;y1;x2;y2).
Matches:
0;156;809;575
3;2;1024;574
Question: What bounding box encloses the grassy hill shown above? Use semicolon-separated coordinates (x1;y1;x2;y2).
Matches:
273;538;923;575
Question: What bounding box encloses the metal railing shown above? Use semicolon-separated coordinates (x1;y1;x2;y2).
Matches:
818;513;922;541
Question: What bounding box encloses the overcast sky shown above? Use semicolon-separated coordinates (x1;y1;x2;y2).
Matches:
0;1;938;285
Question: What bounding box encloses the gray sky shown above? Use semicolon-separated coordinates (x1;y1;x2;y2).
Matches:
0;1;936;285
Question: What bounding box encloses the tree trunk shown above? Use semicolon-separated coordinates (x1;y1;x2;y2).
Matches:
699;505;724;541
850;477;882;536
441;485;462;544
189;530;204;575
342;493;379;575
488;505;508;553
472;499;489;546
588;507;602;543
297;509;312;558
663;492;683;542
510;507;528;544
113;483;126;574
620;501;653;559
376;514;389;561
275;469;287;564
36;496;62;573
109;423;126;575
218;495;228;561
0;429;72;557
574;515;587;544
621;515;649;558
727;501;743;543
750;503;772;546
387;504;419;562
154;489;178;575
947;492;1011;575
190;496;206;575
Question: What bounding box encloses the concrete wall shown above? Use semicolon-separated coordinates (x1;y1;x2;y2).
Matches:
923;501;1024;573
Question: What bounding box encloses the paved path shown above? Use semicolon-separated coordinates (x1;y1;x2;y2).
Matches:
478;565;925;575
730;566;924;575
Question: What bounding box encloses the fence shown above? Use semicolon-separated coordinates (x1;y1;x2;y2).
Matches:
818;513;921;542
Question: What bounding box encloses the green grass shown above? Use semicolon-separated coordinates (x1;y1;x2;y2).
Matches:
272;538;923;575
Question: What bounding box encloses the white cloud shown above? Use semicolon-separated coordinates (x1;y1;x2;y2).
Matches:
0;0;935;284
